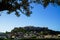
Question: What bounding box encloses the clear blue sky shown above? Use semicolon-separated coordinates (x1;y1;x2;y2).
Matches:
0;4;60;32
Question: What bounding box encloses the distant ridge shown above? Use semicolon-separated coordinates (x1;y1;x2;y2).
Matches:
11;26;60;35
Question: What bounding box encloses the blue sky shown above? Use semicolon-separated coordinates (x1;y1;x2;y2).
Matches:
0;4;60;32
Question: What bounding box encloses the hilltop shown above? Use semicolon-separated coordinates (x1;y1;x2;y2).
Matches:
0;26;60;39
11;26;60;35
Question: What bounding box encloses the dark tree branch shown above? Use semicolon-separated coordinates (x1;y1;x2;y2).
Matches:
0;0;60;17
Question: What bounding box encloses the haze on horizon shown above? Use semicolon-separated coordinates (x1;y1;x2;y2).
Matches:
0;4;60;32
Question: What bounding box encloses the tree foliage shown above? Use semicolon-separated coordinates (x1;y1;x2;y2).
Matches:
0;0;60;17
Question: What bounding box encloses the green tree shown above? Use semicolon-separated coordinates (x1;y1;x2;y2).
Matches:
11;27;26;33
39;31;44;35
0;0;60;17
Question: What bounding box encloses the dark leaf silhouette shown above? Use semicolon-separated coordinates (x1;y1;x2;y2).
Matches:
0;0;60;17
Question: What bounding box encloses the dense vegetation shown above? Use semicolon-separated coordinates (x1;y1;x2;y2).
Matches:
1;38;60;40
0;26;60;40
11;26;60;35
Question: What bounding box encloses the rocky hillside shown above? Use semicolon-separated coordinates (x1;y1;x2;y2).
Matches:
11;26;60;35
